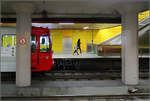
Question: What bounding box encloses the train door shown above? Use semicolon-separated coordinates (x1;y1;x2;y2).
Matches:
39;34;52;68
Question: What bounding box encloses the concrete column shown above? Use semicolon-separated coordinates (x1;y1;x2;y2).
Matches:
12;3;34;87
121;11;139;85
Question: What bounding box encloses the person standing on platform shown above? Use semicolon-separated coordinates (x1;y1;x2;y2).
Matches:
77;38;82;54
73;44;79;55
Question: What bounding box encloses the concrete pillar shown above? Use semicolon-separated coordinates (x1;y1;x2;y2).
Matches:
121;11;139;85
12;3;34;87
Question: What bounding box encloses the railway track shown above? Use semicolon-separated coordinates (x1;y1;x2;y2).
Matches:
1;71;149;81
31;71;149;81
2;93;149;100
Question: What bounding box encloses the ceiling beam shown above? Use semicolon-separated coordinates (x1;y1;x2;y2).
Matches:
1;17;121;23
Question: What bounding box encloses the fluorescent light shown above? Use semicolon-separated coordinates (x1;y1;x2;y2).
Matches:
59;23;74;25
32;23;53;28
83;26;89;29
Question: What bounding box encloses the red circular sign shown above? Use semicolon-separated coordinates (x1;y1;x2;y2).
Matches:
18;37;27;45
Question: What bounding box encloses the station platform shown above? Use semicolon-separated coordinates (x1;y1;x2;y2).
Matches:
1;79;149;97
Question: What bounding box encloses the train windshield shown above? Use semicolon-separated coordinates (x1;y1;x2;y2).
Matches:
40;35;50;52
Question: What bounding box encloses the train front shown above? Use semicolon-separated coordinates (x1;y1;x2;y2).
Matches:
31;27;54;72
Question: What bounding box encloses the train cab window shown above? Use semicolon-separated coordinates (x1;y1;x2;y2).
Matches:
40;35;50;52
31;35;37;52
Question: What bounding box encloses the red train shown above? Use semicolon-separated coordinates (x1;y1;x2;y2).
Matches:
31;27;54;71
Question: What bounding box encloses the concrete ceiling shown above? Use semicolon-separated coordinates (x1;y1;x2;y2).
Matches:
1;0;149;18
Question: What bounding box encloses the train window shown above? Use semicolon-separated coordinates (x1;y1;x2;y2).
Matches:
40;35;50;52
31;35;37;53
2;34;16;47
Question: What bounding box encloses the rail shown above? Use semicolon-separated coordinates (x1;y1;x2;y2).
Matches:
2;93;149;100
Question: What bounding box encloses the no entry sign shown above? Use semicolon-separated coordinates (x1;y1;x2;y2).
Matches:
18;37;27;45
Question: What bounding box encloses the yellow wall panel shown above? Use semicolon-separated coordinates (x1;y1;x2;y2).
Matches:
62;30;72;37
51;28;122;52
72;30;92;52
51;29;93;52
138;10;150;21
93;26;121;44
51;30;63;52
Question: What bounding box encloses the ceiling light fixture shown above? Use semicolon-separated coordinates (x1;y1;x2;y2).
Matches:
83;26;89;29
59;23;74;25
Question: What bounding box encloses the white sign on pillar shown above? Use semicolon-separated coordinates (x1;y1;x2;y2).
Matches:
18;37;27;46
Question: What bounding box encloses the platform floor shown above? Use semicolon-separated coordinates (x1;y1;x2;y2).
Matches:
52;53;121;59
1;79;150;97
